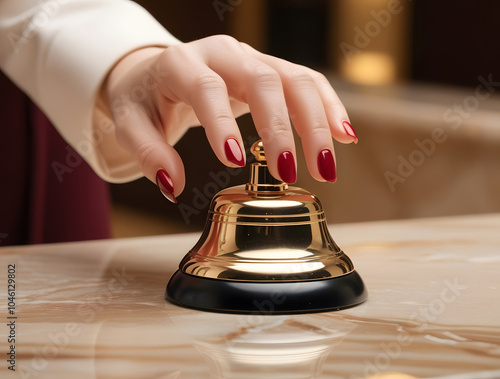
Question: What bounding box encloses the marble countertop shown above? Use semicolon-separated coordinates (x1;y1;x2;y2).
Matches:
1;214;500;379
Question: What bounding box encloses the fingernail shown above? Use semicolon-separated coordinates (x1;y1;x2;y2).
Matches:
224;138;245;167
277;151;296;184
155;168;177;204
342;121;358;144
317;149;337;183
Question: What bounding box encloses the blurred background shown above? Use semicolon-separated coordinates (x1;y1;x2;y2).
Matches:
111;0;500;238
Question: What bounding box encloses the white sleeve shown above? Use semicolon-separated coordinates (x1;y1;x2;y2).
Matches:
0;0;182;182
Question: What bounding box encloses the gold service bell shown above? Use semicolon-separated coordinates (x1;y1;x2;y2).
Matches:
166;140;367;314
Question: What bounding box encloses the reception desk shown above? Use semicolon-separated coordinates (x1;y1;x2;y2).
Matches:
1;214;499;378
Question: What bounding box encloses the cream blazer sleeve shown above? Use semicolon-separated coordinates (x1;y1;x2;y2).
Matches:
0;0;181;182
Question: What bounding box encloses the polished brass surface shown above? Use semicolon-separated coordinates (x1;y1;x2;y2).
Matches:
178;140;355;282
245;141;288;193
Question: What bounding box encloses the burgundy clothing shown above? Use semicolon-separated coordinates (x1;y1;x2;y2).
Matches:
0;72;111;245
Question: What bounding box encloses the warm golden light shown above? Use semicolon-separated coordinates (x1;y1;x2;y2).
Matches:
243;200;303;208
229;261;325;275
367;372;418;379
235;248;315;260
341;52;396;85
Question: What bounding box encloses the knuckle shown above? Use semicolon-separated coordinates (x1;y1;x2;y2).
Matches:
135;142;157;171
160;44;186;63
309;121;329;138
285;68;313;85
162;43;181;56
269;116;291;136
211;34;239;47
309;70;327;83
246;64;281;85
240;42;253;52
310;71;333;90
309;118;327;132
213;113;235;127
192;73;224;92
296;117;329;139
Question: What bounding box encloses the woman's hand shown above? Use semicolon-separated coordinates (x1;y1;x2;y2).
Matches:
105;35;357;203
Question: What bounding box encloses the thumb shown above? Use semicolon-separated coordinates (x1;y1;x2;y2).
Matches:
114;109;185;204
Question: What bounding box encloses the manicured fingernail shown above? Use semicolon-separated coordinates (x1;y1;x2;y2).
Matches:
277;151;296;184
342;121;358;144
155;168;177;204
224;138;245;167
317;149;337;183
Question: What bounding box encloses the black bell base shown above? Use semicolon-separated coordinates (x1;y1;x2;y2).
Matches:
165;270;367;315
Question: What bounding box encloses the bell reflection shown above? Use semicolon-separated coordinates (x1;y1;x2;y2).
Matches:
171;313;356;379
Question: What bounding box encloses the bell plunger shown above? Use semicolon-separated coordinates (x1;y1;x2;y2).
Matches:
166;140;367;314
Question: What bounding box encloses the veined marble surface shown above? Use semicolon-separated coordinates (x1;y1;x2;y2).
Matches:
1;214;500;379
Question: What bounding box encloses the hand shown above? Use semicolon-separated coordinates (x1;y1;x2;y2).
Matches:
105;35;357;203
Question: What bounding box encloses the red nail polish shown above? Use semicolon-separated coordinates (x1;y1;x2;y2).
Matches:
155;169;177;204
317;149;337;183
278;151;296;184
342;121;358;143
224;138;245;167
